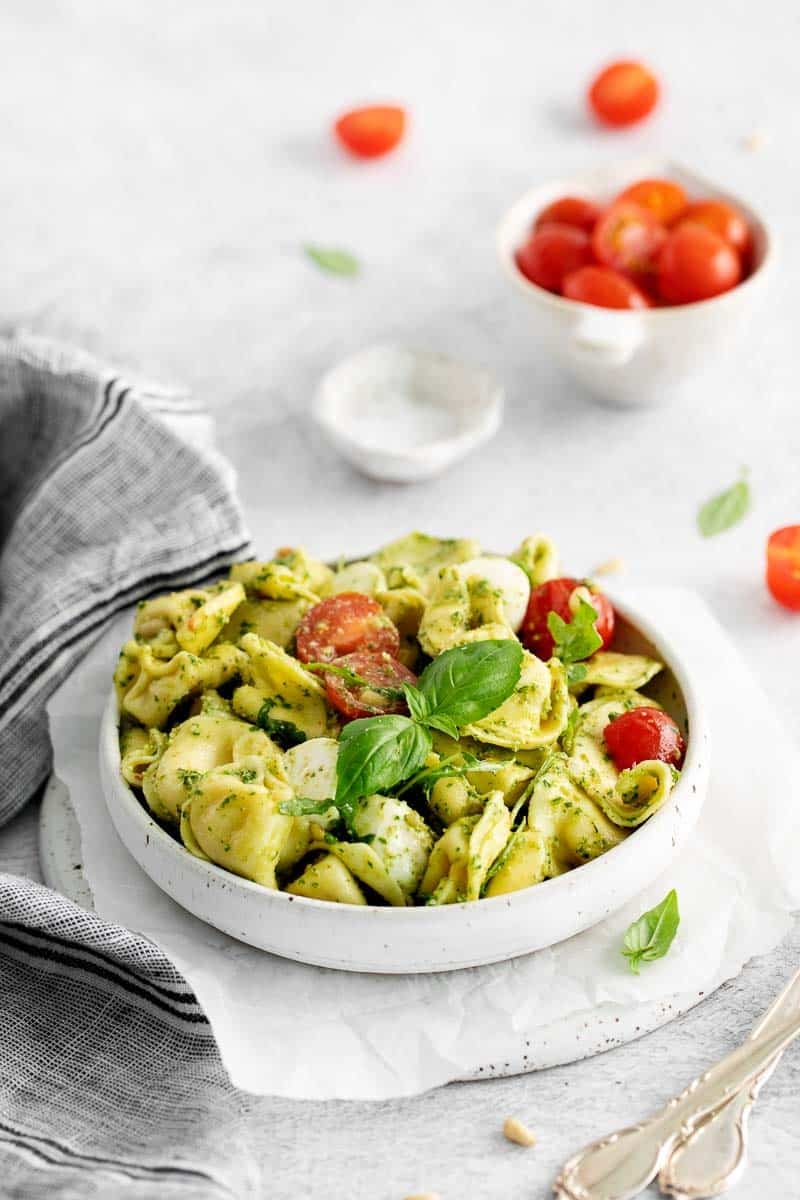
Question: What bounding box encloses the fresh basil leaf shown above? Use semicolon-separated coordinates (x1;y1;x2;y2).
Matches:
256;701;307;749
403;683;430;724
622;888;680;974
697;474;751;538
334;715;432;821
304;245;360;277
417;639;523;729
278;796;337;817
547;597;602;665
425;713;461;740
567;663;588;687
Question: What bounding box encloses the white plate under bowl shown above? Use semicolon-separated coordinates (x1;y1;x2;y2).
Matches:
99;595;710;974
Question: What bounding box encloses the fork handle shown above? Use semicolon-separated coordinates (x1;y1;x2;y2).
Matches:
659;965;800;1198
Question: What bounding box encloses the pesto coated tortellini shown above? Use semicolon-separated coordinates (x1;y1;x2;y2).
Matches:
187;759;294;889
417;565;515;656
115;531;686;907
420;793;511;903
133;582;245;658
221;547;333;648
464;652;570;750
564;690;676;824
233;633;333;740
528;753;628;876
116;641;247;728
142;711;281;821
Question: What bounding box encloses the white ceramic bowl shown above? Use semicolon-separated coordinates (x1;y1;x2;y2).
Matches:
99;595;710;973
312;345;503;482
496;158;774;407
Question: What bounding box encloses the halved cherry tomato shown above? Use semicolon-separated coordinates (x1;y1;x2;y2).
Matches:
334;105;406;158
534;196;601;234
563;265;650;310
603;707;685;770
520;577;615;661
657;224;742;304
588;60;659;127
515;224;592;293
766;526;800;611
295;593;400;663
592;202;667;280
617;179;688;226
679;200;751;256
323;650;417;721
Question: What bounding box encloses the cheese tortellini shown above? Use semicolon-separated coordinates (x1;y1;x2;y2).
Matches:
115;532;685;907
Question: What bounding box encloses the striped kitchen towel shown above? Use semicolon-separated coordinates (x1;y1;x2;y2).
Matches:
0;334;259;1197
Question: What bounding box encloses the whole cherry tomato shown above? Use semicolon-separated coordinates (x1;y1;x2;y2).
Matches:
588;60;660;127
766;526;800;611
617;179;688;226
322;650;418;721
334;105;406;158
603;707;685;771
534;196;601;233
563;265;650;309
592;202;667;279
520;577;615;660
657;224;742;304
295;593;400;663
515;224;592;293
679;200;751;256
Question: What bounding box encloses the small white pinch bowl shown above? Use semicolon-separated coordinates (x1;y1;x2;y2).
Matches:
100;595;710;975
312;345;503;482
496;158;774;408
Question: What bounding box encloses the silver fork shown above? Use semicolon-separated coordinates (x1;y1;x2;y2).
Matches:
553;966;800;1200
658;965;800;1198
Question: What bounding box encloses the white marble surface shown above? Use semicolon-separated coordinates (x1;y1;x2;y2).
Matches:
2;0;799;1195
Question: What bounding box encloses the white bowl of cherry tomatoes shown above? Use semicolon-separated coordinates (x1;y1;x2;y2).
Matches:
497;159;773;407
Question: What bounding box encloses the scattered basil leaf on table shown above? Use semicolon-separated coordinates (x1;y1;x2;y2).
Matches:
304;245;360;276
697;473;751;537
548;597;602;667
622;888;680;974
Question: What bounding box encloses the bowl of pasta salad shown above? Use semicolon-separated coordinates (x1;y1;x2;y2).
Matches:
101;532;709;972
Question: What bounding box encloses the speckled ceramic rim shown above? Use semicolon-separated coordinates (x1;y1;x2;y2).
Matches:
99;592;710;970
496;156;775;317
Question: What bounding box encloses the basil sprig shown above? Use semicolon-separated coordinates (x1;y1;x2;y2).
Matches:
622;888;680;974
410;638;525;739
332;639;523;828
547;596;602;685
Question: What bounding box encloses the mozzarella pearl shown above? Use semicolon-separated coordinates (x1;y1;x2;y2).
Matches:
454;556;531;632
